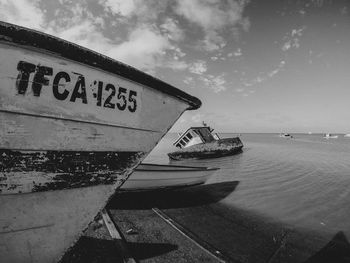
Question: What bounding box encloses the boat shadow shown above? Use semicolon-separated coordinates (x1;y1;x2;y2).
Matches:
303;231;350;263
128;242;178;260
108;181;239;210
60;236;177;263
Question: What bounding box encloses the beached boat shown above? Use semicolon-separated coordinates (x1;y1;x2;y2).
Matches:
0;22;201;263
168;125;243;160
323;133;338;139
121;163;219;190
279;133;293;138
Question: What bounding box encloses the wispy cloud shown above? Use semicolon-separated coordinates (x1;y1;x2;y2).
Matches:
282;26;306;52
189;60;207;75
102;0;137;17
199;74;227;93
175;0;250;51
0;0;188;73
0;0;44;30
160;18;184;42
242;60;286;89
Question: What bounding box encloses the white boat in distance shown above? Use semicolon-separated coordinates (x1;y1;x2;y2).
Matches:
344;134;350;138
0;22;201;263
323;133;338;139
121;163;219;190
279;133;293;138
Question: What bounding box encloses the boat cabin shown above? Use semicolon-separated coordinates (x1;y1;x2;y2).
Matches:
173;126;219;149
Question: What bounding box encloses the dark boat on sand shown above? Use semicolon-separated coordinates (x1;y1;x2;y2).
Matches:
168;125;243;161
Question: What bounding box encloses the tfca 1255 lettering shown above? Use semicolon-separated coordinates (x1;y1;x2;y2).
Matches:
16;60;138;113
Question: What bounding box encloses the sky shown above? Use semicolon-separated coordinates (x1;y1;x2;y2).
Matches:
1;0;349;133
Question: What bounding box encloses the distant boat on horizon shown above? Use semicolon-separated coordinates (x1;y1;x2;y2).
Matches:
279;133;293;138
323;133;338;139
344;134;350;138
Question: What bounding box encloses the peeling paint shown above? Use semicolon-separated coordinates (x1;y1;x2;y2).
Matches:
0;150;144;194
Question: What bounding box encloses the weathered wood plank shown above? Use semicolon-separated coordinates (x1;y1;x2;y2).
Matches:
0;112;160;152
0;184;116;263
0;150;143;194
0;43;187;132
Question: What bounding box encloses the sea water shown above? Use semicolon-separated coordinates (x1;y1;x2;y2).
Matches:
143;133;350;237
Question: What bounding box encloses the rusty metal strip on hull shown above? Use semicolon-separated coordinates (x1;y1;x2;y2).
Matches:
0;150;144;194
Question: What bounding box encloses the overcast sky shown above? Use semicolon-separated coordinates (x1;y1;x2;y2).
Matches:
1;0;349;133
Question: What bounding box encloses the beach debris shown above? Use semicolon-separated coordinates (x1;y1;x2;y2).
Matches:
126;228;138;235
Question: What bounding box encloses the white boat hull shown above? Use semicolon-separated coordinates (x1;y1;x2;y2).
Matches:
0;22;201;263
0;185;115;263
121;163;219;190
324;135;338;139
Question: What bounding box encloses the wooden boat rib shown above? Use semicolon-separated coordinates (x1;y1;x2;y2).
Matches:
0;21;201;263
121;163;219;190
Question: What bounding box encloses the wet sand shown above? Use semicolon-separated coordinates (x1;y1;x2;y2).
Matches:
61;181;350;262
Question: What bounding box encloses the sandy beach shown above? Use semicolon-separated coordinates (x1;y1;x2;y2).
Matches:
60;181;350;263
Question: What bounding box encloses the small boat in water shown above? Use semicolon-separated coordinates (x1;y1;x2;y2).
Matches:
0;22;201;263
168;124;243;160
344;134;350;138
121;163;219;190
323;133;338;139
279;133;293;138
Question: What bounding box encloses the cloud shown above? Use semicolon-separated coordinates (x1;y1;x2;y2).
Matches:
164;60;189;71
199;74;227;93
282;26;306;52
101;0;169;23
183;76;194;85
54;20;111;54
243;60;286;88
242;60;286;89
189;60;207;75
233;48;242;57
106;26;173;71
1;0;188;72
201;31;227;51
102;0;136;17
0;0;44;30
175;0;250;51
160;18;184;42
0;0;248;74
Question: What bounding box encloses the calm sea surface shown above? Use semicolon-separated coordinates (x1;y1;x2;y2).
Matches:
143;133;350;236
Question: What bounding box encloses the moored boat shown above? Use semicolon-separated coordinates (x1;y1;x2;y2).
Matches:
168;125;243;160
0;22;201;263
323;133;338;139
279;133;293;138
120;163;219;190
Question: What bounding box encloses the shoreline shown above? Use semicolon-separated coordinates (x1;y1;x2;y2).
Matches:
60;182;350;262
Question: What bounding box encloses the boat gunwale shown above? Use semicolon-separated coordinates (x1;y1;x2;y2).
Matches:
0;21;201;110
136;163;219;172
128;174;213;181
118;181;205;191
